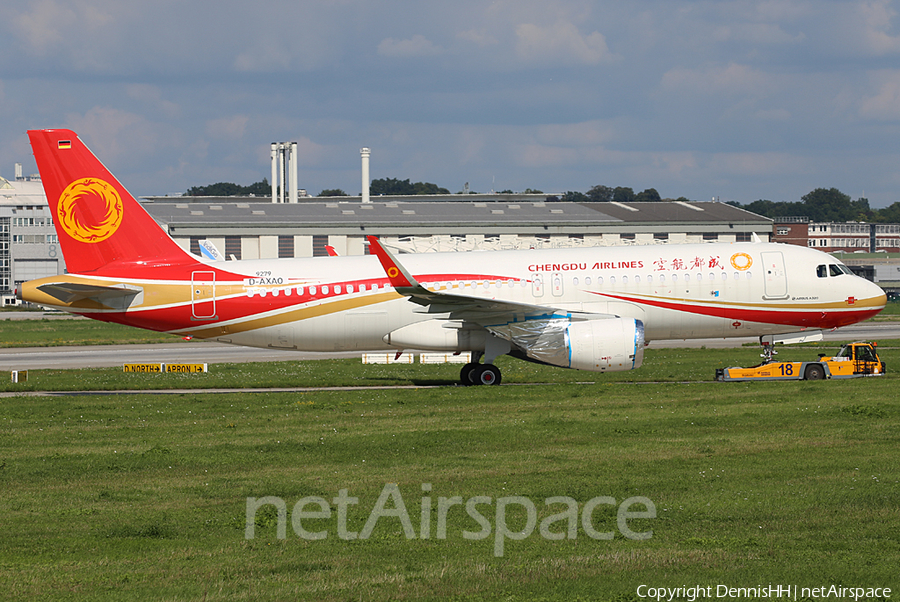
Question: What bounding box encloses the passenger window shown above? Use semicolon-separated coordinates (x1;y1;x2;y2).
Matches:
817;265;828;278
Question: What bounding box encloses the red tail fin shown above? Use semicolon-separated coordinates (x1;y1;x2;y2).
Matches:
28;129;193;274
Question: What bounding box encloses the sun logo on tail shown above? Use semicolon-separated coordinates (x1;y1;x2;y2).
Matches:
57;178;124;243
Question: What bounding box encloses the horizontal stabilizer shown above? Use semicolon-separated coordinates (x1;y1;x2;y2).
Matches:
38;282;143;305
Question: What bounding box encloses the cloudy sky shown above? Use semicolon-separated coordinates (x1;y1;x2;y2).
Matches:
2;0;900;207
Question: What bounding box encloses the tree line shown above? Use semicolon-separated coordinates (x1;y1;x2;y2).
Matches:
318;178;451;197
186;179;271;197
557;185;900;223
727;188;900;224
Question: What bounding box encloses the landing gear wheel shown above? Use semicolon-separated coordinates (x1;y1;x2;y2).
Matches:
460;362;480;386
473;364;502;386
804;364;826;381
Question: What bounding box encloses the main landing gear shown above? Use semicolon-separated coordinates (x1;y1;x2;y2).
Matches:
459;351;503;386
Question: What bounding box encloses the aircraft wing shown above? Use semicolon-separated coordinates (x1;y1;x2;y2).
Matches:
367;236;637;370
366;236;565;322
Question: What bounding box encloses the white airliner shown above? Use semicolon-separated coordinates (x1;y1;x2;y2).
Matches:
18;129;886;384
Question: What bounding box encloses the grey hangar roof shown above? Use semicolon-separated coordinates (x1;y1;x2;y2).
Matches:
140;197;771;237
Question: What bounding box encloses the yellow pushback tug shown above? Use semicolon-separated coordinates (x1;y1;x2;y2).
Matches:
716;341;885;382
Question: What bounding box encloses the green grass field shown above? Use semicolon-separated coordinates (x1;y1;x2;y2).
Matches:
1;346;898;601
0;318;182;347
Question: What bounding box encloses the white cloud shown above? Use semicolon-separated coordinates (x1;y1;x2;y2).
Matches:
858;0;900;55
707;152;812;177
860;71;900;120
712;22;805;45
233;43;293;72
13;0;120;69
377;35;441;58
457;29;499;48
515;21;615;66
125;84;180;119
205;116;249;140
64;106;178;171
534;120;616;147
660;63;773;98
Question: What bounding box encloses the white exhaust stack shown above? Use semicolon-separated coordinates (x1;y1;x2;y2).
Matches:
290;142;298;204
270;142;299;203
270;143;277;203
279;145;285;204
361;147;370;203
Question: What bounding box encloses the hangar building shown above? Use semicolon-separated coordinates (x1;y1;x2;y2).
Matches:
141;195;772;260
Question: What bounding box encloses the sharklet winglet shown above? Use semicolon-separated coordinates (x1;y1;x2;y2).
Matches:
366;236;421;290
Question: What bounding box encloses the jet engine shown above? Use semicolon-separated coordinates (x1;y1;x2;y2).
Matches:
489;316;644;372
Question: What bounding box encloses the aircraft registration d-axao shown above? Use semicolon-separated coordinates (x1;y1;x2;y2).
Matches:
18;129;887;385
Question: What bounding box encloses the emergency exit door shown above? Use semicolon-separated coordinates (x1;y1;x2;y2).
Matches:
760;252;788;299
191;271;217;319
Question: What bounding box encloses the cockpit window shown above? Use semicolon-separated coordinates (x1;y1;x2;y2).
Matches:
829;264;852;277
818;264;853;277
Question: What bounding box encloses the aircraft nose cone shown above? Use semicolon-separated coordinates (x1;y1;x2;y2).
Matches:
869;280;887;308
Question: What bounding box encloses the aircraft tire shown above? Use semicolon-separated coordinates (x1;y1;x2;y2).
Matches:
473;364;502;386
804;364;826;381
460;362;480;385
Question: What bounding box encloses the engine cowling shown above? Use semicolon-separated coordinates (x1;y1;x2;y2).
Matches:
490;317;644;372
566;317;644;371
384;320;487;351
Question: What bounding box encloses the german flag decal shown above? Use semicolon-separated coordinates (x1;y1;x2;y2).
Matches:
58;140;72;150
